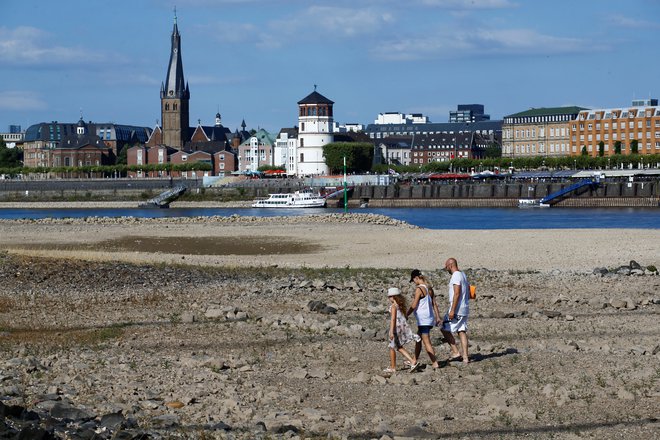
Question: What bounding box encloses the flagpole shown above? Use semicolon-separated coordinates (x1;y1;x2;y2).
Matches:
343;155;348;214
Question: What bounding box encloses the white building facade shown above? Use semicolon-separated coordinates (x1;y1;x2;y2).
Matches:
295;90;334;176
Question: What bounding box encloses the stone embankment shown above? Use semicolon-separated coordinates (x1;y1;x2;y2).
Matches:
0;212;419;228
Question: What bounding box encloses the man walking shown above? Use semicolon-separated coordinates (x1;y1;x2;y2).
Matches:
440;257;470;365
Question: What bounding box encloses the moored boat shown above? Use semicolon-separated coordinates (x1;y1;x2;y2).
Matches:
518;199;549;208
252;190;326;208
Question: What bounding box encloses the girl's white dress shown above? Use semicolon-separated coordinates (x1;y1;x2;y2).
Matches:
388;304;421;349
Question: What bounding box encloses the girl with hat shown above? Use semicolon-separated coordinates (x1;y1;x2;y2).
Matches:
384;287;421;374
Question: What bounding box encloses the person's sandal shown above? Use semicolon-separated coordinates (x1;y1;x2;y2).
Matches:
383;367;396;374
409;362;420;373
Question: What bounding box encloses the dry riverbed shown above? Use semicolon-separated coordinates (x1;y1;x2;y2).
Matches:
0;214;658;439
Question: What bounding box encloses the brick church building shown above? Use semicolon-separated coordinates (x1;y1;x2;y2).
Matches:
128;14;247;177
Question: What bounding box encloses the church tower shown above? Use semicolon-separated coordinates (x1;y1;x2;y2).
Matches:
160;12;190;149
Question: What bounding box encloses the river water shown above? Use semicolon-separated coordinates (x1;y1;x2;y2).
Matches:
0;207;658;229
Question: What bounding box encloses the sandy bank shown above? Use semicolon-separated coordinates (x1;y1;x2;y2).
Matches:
0;215;657;272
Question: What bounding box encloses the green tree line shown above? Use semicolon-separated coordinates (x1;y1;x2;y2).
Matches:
373;154;660;175
0;162;212;178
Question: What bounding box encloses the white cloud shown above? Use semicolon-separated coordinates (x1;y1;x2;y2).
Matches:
605;14;660;29
418;0;517;9
0;91;45;111
0;26;105;67
372;27;592;61
200;5;394;49
283;6;394;38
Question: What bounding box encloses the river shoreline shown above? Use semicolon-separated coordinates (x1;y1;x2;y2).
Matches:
0;196;658;209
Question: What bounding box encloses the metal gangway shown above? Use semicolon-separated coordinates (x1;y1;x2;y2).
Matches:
139;184;187;208
539;179;599;206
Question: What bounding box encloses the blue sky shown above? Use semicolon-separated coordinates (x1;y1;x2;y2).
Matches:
1;0;659;134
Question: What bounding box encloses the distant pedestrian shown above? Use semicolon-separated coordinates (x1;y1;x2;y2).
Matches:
440;258;470;364
384;287;420;374
407;269;441;370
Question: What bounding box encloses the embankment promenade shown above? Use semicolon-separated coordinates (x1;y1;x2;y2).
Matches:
0;178;658;207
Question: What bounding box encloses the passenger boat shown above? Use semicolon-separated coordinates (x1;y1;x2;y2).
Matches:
518;199;549;208
252;190;326;208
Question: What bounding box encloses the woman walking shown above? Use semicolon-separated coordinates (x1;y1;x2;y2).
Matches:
407;269;441;370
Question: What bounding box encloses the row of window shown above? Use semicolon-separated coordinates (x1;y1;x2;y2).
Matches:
298;105;332;117
579;109;660;120
504;114;575;124
582;142;660;152
508;144;568;154
575;119;660;130
576;131;659;141
506;141;660;154
504;127;569;139
370;130;495;139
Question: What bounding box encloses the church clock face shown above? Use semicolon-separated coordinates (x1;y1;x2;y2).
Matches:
169;91;173;96
174;48;178;53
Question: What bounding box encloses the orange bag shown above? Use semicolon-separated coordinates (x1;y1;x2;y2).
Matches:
469;285;477;300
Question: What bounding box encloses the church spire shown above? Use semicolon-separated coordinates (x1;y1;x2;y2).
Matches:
162;10;188;100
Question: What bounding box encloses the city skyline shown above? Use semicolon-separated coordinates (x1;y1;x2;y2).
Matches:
1;0;659;133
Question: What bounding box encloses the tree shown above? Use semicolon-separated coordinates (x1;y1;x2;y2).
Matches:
0;138;22;168
598;141;605;157
581;146;588;156
630;139;639;154
614;140;622;155
322;142;373;173
116;144;129;165
484;143;502;158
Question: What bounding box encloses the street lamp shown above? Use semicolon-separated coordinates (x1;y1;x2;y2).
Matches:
574;159;577;170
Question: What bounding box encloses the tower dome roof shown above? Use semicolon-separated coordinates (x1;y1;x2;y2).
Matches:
297;90;334;105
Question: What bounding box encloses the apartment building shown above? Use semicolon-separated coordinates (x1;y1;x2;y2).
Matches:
569;99;660;156
502;107;586;158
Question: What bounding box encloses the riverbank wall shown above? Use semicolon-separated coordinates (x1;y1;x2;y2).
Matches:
0;179;658;207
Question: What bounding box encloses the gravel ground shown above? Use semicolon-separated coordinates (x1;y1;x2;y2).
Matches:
0;215;658;439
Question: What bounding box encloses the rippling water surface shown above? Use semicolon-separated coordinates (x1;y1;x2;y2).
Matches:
0;207;658;229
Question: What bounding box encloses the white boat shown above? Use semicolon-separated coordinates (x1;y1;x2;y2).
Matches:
518;199;550;208
252;190;326;208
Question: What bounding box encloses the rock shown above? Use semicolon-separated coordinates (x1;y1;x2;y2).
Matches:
152;414;179;428
205;308;224;319
540;310;562;318
181;312;195;323
320;306;337;315
490;311;515;319
50;402;92;421
615;266;631;276
629;260;642;270
350;372;369;383
307;300;326;312
630;269;645;276
617;388;635;400
100;412;126;430
593;267;608;276
165;401;185;409
609;299;627;309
